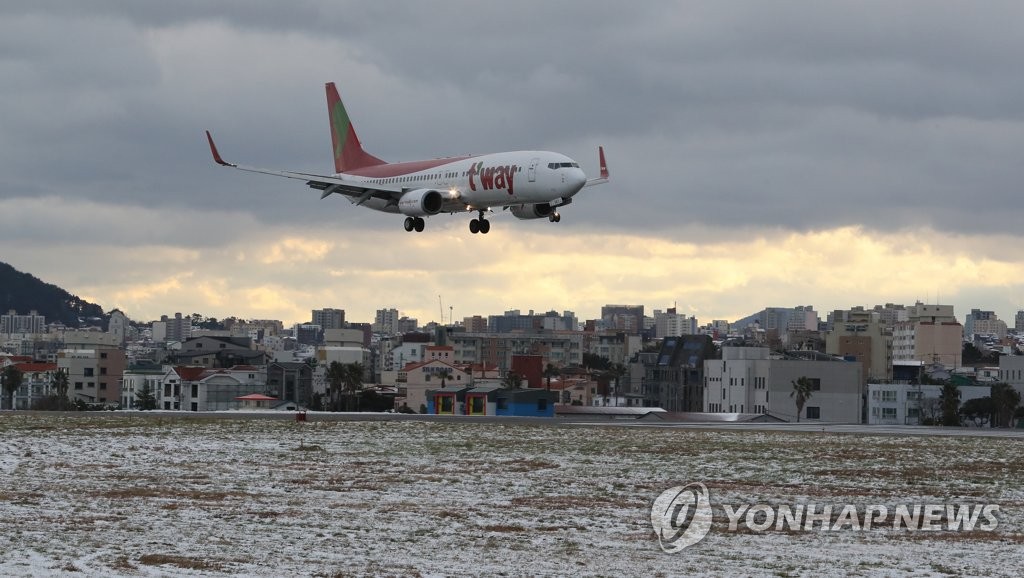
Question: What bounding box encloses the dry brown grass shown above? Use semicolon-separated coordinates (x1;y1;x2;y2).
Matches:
479;523;528;533
138;553;223;571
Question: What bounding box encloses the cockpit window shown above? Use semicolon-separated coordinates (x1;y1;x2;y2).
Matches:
547;162;580;169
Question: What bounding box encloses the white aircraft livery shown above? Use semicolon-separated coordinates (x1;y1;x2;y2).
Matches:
206;83;608;234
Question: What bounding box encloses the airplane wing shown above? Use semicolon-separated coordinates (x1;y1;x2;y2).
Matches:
584;146;609;187
205;131;403;205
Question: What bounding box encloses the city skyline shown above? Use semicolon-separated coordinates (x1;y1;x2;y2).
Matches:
3;3;1024;328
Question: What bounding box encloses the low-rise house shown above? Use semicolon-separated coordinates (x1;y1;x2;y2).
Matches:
236;393;278;409
12;362;58;409
391;359;472;413
426;386;557;417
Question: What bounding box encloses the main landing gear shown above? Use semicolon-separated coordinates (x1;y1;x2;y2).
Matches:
403;216;425;232
469;211;491;234
549;212;561;223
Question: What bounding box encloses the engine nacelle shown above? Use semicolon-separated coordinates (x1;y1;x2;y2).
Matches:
398;189;444;216
509;203;555;220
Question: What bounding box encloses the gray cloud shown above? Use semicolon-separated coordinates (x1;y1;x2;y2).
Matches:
2;0;1023;242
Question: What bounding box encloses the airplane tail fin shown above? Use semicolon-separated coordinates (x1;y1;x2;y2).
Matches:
326;82;387;173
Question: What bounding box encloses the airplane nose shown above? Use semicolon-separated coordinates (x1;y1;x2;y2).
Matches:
571;168;586;190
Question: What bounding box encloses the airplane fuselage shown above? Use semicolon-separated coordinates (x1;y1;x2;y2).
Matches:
340;150;587;214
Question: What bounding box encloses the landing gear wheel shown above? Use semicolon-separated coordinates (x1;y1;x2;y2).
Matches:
414;217;425;232
404;217;415;232
479;219;490;234
469;219;480;234
549;212;561;223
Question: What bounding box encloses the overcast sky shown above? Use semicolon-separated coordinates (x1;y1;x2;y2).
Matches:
2;1;1023;327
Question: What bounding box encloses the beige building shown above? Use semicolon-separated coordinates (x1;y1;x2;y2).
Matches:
825;308;892;382
892;303;962;367
391;359;472;412
57;347;127;406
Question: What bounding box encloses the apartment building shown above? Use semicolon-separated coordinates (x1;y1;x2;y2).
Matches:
1;309;45;336
825;308;892;382
57;347;127;405
892;303;962;367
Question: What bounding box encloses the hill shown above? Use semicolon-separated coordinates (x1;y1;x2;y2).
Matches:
0;261;106;327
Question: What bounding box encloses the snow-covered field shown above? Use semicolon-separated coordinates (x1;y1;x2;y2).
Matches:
1;414;1021;577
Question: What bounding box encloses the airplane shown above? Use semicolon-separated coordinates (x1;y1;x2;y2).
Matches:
205;82;608;234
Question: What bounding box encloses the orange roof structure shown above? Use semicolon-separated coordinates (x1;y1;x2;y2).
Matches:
235;393;278;401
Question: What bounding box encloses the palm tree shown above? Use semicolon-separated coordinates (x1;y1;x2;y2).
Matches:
790;377;813;422
543;363;560;391
2;366;24;410
437;368;453;389
342;363;365;411
325;361;347;411
51;369;70;410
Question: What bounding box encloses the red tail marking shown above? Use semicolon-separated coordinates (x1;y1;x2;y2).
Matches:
326;82;386;173
598;146;609;179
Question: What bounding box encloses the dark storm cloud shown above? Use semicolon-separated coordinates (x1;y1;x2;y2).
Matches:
1;1;1023;239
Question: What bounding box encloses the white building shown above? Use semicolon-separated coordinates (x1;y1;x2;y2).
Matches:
1;309;45;336
654;309;698;338
866;383;992;425
998;356;1024;397
705;347;862;423
108;309;128;346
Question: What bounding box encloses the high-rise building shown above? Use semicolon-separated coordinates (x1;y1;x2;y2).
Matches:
892;303;962;367
312;308;345;330
653;308;698;338
154;313;191;343
825;308;892;382
964;309;1007;340
1;309;46;335
601;305;645;335
373;308;400;334
463;315;488;333
1016;310;1024;333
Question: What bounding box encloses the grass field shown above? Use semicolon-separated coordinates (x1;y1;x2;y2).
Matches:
1;414;1022;577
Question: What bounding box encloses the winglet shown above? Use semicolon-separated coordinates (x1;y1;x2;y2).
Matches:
205;131;235;167
583;146;609;188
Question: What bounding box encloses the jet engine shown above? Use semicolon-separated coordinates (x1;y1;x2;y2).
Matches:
509;203;555;220
397;189;444;216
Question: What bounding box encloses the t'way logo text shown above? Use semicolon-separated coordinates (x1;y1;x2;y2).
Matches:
468;162;518;195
